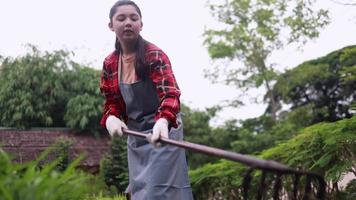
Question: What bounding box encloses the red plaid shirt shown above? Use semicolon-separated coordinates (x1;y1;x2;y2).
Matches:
100;42;181;128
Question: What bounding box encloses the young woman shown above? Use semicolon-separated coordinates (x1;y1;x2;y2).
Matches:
100;1;193;199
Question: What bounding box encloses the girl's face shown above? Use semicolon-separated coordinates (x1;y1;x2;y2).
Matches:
109;5;142;44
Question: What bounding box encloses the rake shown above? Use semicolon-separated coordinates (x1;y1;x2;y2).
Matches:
123;128;326;200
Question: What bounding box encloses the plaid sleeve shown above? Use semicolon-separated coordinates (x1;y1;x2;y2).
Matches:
99;61;126;128
147;50;181;128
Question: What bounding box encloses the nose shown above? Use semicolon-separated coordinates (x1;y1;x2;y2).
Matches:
124;18;133;27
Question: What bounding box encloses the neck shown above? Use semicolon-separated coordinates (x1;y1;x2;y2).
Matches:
120;41;137;56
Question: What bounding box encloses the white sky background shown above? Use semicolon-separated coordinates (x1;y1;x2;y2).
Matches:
0;0;356;125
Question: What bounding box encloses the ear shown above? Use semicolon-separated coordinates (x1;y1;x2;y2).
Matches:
140;22;143;31
108;22;114;31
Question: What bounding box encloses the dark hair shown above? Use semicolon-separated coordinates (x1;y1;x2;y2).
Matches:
109;0;147;80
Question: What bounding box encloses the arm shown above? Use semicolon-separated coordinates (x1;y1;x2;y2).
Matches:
99;61;126;129
147;50;181;128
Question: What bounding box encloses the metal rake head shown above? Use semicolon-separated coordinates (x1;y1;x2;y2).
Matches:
241;167;326;200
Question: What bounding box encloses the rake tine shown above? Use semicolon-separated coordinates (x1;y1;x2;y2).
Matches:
273;173;282;200
302;175;312;200
242;167;254;200
316;175;326;200
292;174;300;200
257;170;267;200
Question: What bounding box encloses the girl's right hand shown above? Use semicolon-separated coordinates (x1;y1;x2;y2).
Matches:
106;115;128;137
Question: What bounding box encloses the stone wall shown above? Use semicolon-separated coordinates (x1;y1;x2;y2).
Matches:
0;128;110;174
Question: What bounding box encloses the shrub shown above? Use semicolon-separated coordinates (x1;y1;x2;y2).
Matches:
0;147;90;200
99;137;129;194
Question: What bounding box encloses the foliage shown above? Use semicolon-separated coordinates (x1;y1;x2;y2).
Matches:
273;45;356;123
182;104;221;168
53;138;73;172
209;119;241;150
188;45;356;198
230;115;275;154
343;179;356;200
230;106;316;155
332;178;356;200
204;0;330;119
182;104;242;169
189;116;356;199
183;104;313;167
100;137;128;194
87;192;126;200
0;44;103;131
63;64;103;131
189;160;246;199
0;45;69;128
261;116;356;183
260;116;356;197
0;147;90;200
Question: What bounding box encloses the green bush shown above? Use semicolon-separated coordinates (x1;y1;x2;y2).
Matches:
86;192;126;200
99;137;128;194
0;147;90;200
53;138;73;172
189;160;246;199
0;45;103;131
189;116;356;199
344;179;356;200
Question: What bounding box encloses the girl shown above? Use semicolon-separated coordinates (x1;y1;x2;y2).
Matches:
100;1;194;199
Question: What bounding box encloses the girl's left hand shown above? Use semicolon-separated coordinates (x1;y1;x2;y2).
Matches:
148;118;169;147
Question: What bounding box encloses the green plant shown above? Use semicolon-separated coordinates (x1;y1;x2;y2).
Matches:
0;147;90;200
189;116;356;199
86;192;126;200
0;45;103;131
344;179;356;200
53;137;73;172
99;137;128;194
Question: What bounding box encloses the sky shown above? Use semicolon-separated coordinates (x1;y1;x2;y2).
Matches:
0;0;356;125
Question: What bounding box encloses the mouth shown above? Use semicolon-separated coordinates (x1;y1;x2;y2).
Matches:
123;30;134;34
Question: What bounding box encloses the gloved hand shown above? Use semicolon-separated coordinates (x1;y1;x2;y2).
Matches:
147;118;169;147
105;115;128;137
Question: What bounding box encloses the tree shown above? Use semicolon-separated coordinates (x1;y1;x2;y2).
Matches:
0;45;69;128
230;105;316;155
272;45;356;123
181;104;219;168
204;0;330;120
0;45;103;131
63;64;103;131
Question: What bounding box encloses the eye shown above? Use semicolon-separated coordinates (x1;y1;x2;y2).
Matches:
116;15;125;22
130;15;140;21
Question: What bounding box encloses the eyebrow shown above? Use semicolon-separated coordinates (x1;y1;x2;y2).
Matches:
116;13;139;17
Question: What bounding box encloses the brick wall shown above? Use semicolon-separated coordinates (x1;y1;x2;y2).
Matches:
0;128;111;174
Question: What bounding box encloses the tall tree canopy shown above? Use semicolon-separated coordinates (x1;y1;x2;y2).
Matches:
204;0;330;119
273;45;356;123
0;45;103;130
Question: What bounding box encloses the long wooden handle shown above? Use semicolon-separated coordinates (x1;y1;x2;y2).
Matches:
122;128;310;175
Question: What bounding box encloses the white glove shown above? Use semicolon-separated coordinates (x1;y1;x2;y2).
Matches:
105;115;128;137
147;118;169;147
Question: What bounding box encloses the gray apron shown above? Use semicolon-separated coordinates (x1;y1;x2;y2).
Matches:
118;57;193;200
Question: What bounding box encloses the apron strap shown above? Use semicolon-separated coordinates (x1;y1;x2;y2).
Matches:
118;54;123;84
